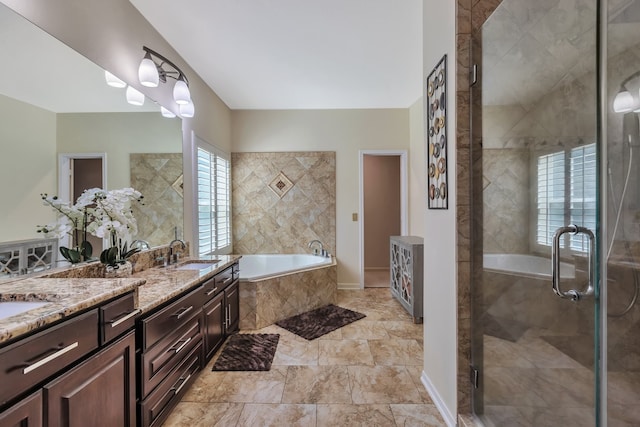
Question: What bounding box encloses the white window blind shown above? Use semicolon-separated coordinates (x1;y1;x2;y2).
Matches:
536;143;596;253
196;144;231;257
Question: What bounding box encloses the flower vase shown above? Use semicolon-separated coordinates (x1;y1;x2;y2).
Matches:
104;261;133;278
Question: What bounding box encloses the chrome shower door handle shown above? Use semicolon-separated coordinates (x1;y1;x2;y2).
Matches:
552;225;595;301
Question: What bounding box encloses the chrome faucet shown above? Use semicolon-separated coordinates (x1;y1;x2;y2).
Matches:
308;240;324;256
131;239;150;250
168;227;186;264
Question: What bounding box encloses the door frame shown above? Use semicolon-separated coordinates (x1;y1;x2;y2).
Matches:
57;153;107;248
358;150;408;289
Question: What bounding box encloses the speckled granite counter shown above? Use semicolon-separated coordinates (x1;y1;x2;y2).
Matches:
0;277;144;345
133;255;241;313
0;254;242;346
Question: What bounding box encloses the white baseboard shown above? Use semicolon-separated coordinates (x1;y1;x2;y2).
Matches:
338;282;362;290
421;370;457;427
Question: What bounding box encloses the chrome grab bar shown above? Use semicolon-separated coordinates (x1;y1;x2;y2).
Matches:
552;224;595;301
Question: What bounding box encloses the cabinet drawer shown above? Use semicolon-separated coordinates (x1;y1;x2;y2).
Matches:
140;311;202;398
0;309;99;407
139;341;201;427
100;292;138;345
201;276;220;300
214;266;235;288
140;286;203;350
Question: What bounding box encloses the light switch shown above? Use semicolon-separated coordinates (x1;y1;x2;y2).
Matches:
352;213;358;221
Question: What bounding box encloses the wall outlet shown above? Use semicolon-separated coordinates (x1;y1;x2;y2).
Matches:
352;213;358;221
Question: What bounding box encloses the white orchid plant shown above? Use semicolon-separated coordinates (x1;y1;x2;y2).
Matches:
37;188;144;266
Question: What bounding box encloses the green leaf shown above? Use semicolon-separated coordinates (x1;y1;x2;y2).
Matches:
80;241;93;259
59;246;82;264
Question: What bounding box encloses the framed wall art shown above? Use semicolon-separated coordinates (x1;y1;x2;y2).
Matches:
426;54;448;209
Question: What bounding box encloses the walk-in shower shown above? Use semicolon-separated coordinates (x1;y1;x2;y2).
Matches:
470;0;640;425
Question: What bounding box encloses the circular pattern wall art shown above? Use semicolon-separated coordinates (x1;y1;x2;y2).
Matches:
426;54;448;209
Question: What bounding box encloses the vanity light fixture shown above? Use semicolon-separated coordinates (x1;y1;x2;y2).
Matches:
613;89;635;113
104;70;126;88
125;86;145;106
160;106;176;118
137;46;193;109
179;101;195;118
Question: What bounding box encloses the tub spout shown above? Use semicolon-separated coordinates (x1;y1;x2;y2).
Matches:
308;240;323;256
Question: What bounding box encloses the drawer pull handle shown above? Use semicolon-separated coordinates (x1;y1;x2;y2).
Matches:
173;305;193;320
109;309;140;328
220;277;232;285
172;372;193;395
172;337;192;354
205;287;219;296
23;342;79;375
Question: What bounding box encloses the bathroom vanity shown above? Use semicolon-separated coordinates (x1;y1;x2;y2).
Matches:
0;253;241;427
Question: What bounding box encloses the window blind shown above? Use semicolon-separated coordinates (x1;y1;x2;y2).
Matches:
536;143;596;253
196;145;231;257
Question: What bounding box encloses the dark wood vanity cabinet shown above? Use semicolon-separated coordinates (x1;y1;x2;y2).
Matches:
44;331;136;427
202;263;239;364
0;291;138;427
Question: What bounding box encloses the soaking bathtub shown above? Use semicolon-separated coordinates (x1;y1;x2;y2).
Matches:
483;253;575;280
238;254;337;330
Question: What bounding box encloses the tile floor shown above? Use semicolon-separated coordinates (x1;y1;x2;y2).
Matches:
164;288;445;426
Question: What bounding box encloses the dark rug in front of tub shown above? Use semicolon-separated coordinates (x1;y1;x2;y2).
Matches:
276;304;366;340
212;334;280;371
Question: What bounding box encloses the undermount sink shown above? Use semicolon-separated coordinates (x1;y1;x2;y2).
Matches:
175;260;220;270
0;301;50;321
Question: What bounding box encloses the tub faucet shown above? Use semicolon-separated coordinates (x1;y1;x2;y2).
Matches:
308;240;324;256
168;226;186;264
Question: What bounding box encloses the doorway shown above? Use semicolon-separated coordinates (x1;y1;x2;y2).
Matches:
58;153;106;254
359;150;408;289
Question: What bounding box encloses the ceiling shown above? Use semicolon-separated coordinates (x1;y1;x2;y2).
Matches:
128;0;423;110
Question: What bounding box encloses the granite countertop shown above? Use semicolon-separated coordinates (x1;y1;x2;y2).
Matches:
134;255;241;313
0;254;242;346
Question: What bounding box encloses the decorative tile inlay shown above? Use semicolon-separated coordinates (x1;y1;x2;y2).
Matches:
172;174;184;198
268;171;294;199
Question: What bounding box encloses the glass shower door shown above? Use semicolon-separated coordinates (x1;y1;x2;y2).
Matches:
470;0;600;425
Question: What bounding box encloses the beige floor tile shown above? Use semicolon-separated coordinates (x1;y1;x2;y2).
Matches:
271;336;319;366
236;403;316;427
317;404;395;427
384;320;424;340
281;365;352;404
405;365;434;404
162;402;244;427
182;366;288;403
390;404;447;426
318;339;374;366
369;338;423;365
341;319;390;340
348;365;424;404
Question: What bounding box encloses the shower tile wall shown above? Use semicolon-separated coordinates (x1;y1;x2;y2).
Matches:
231;152;336;255
130;153;184;247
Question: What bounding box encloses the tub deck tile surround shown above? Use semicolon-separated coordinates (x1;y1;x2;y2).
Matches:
239;258;337;330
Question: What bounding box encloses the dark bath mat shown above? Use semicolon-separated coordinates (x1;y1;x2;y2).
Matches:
212;333;280;371
276;304;366;340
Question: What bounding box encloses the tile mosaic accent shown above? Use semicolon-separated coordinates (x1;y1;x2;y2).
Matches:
268;171;294;198
232;152;336;255
130;153;184;247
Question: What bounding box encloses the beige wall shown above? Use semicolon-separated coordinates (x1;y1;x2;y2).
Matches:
409;97;425;238
363;155;401;268
231;109;410;286
0;94;57;241
422;0;457;423
1;0;233;254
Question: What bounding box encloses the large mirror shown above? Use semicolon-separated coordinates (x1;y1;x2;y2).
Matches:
0;2;184;257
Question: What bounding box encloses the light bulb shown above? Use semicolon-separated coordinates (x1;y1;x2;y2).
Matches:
613;90;634;113
173;78;191;105
179;101;195;118
125;86;145;106
104;70;126;88
138;54;159;87
161;106;176;118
